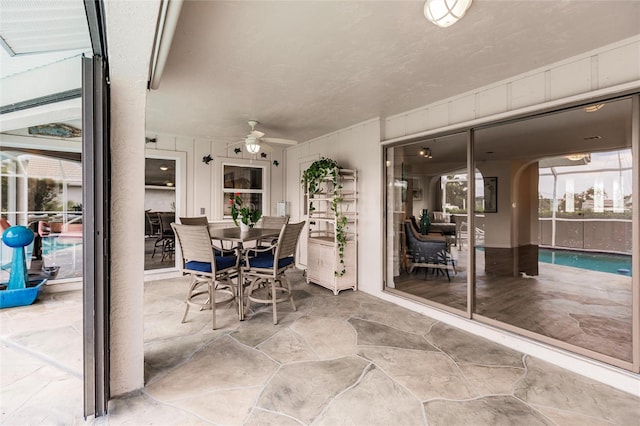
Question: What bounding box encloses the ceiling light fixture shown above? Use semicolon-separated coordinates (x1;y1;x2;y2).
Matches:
584;104;605;113
423;0;473;28
566;153;588;161
245;136;261;154
159;165;168;171
419;147;433;158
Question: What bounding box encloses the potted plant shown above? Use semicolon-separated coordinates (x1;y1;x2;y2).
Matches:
230;193;261;232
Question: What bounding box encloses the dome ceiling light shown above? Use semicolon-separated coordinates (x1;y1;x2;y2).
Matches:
423;0;473;28
245;135;261;154
566;154;586;161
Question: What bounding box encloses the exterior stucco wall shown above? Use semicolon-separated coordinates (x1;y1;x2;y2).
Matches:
106;0;161;396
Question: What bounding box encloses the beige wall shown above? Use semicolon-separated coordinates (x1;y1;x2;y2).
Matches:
285;118;382;293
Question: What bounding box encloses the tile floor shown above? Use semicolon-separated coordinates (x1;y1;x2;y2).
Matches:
1;269;639;425
395;249;633;362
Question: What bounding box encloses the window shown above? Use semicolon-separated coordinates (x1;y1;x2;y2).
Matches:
0;151;83;281
222;163;266;217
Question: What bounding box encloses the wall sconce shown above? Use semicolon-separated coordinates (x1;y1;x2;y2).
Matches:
202;154;213;164
419;147;433;158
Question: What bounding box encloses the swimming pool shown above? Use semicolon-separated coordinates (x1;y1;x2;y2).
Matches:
539;248;631;276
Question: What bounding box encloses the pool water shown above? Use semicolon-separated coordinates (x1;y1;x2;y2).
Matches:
539;248;631;276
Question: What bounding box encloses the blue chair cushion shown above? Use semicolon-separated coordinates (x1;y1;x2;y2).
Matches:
248;253;294;269
185;255;236;273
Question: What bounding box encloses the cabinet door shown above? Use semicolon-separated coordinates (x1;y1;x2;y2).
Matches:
308;241;335;286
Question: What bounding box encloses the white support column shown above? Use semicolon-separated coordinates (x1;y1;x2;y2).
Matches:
105;0;160;396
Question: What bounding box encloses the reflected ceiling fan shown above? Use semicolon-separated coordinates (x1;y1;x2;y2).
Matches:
231;120;297;154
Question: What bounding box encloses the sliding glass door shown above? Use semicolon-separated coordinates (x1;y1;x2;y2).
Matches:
384;132;468;314
384;95;638;371
472;98;634;366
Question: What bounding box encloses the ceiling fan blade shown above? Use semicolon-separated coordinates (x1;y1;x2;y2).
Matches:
250;130;265;139
226;140;245;148
226;140;244;148
262;137;297;146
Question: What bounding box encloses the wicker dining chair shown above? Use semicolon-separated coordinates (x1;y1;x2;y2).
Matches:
171;223;238;329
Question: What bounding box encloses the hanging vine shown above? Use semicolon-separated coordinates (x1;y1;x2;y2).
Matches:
301;157;348;277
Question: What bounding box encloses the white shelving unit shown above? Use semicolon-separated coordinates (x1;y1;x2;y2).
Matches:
306;168;357;295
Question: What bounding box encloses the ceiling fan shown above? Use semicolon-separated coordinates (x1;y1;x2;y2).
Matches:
232;120;297;154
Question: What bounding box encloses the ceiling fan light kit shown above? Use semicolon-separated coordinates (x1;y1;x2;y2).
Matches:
245;137;261;154
424;0;473;28
231;120;297;155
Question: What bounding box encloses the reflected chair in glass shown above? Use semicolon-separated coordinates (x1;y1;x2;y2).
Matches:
153;212;175;261
146;211;161;237
404;221;451;281
457;221;485;251
243;221;305;324
171;223;238;330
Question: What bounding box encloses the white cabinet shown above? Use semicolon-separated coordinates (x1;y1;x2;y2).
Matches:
305;168;357;295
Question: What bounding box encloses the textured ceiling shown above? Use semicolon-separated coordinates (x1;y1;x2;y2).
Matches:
146;1;640;143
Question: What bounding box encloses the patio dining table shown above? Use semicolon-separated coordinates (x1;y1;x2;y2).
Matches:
208;226;281;320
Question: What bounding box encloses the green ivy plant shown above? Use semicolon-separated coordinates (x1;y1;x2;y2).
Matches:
301;157;349;277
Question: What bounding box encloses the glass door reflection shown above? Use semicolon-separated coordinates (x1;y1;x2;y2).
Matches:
385;132;468;313
473;98;633;364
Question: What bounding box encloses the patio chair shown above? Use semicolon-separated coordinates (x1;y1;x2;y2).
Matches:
457;221;485;251
171;223;238;329
257;215;289;229
404;221;451;281
153;212;175;261
145;211;161;237
243;221;305;324
180;216;237;255
255;215;289;248
179;216;208;225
